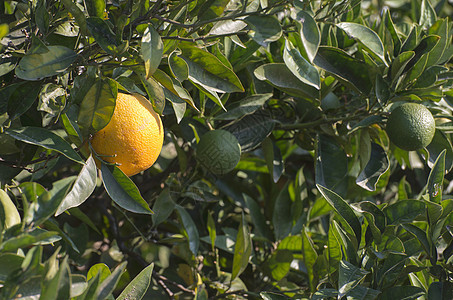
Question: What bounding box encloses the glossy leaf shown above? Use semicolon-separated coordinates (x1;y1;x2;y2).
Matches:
60;0;88;34
225;110;275;152
384;200;426;225
419;0;437;29
283;39;320;89
86;0;106;18
77;77;117;136
101;164;153;215
0;230;60;252
97;262;127;300
356;143;390;191
315;134;348;197
338;260;369;297
176;205;199;256
215;93;272;121
86;17;126;56
262;137;284;183
389;51;415;84
292;10;320;63
254;63;319;99
141;25;163;78
314;46;372;94
243;15;282;46
55;155;97;216
427;149;445;203
5;127;84;164
153;69;197;111
87;263;111;282
178;42;244;94
317;184;362;247
139;73;165;115
16;46;77;80
168;51;189;81
302;228;318;291
337;22;386;64
272;183;292;241
426;130;453;172
231;212;252;281
116;263;154;300
264;249;292;281
151;188;175;228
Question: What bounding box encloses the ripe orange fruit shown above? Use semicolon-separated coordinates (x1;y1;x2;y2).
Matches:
385;102;435;151
90;92;164;176
196;129;241;175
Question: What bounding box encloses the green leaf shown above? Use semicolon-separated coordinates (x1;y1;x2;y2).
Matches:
86;17;126;56
153;68;197;112
427;128;453;172
231;212;252;281
0;253;24;282
55;155;97;216
380;286;425;300
41;256;71;300
243;15;282;46
0;23;9;40
151;188;175;228
314;46;372;94
141;25;163;78
317;185;362;247
138;73;165;115
96;262;127;300
419;0;437;29
254;63;319;99
0;189;21;229
283;39;320;89
87;263;111;282
5;127;84;164
116;263;154;300
262;137;284;183
225;110;274;152
428;281;453;300
0;55;17;77
292;10;320;63
403;35;440;74
175;205;200;256
169;50;189;81
338;260;369;297
384;200;426;225
0;230;61;252
100;164;153;215
356;143;390;191
427;149;445;203
215;94;271;121
5;81;42;120
207;212;216;252
86;0;106;18
315;134;348;197
337;22;386;64
272;183;293;241
243;194;271;240
16;46;77;80
77;77;117;136
264;249;292;281
302;228;318;291
178;42;244;94
355;201;386;242
389;51;415;84
426;19;449;66
60;0;88;34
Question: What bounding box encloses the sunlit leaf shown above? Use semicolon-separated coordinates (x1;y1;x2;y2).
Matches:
141;25;163;78
16;46;77;81
283;39;320;89
101;164;153;215
116;263;154;300
231;212;252;281
356;143;390;191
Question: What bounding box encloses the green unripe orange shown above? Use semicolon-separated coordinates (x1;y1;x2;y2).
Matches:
385;102;435;151
196;130;241;175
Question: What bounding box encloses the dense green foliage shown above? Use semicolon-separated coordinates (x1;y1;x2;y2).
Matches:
0;0;452;299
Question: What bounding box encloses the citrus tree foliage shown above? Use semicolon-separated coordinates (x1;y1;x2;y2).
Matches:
0;0;453;298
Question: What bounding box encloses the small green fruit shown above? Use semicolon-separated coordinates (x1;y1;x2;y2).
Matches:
386;102;435;151
196;130;241;175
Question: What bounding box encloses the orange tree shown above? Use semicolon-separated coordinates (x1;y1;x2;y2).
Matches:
0;0;452;299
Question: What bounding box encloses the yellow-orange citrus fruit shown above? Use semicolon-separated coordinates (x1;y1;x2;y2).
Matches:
196;130;241;175
386;102;435;151
90;92;164;176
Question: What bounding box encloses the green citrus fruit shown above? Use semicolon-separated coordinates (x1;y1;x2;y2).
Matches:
196;130;241;175
386;102;435;151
